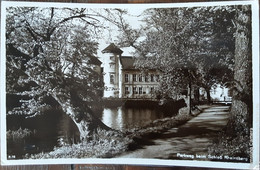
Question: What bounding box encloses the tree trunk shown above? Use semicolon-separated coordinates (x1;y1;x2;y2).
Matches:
187;82;192;115
206;88;211;104
194;86;200;105
228;5;252;137
52;92;112;141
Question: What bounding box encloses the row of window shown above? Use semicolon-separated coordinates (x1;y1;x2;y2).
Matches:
125;74;160;83
125;86;155;95
109;73;160;84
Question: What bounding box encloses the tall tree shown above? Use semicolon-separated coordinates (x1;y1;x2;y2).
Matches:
6;7;115;141
225;5;252;156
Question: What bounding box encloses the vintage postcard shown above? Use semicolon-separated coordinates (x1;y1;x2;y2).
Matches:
1;0;259;169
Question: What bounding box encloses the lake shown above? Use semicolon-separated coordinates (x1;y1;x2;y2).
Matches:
101;107;167;130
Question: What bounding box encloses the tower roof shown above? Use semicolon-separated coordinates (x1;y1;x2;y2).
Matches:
102;43;123;54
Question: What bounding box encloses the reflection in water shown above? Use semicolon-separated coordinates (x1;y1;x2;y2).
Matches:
102;107;166;130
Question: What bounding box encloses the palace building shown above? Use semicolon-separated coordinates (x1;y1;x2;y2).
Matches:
101;43;160;98
100;43;231;103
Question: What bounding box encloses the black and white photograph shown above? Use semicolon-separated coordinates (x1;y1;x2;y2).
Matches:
1;1;259;169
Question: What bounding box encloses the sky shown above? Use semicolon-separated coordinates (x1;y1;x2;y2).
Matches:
97;7;147;59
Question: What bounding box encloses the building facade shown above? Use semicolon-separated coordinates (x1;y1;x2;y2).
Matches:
101;43;159;98
101;43;231;102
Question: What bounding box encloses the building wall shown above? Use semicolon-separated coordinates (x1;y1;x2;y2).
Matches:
121;70;160;98
102;53;121;98
101;44;160;99
102;54;160;98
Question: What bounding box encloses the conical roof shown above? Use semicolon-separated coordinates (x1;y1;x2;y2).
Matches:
102;43;123;54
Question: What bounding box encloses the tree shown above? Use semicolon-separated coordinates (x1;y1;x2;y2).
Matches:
224;5;252;156
114;6;236;113
208;5;252;158
6;7;115;141
193;6;236;103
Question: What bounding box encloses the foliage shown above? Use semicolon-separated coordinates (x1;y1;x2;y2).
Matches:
209;5;252;159
6;7;110;140
27;129;131;159
7;127;34;140
112;6;252;159
209;131;250;162
115;6;236;102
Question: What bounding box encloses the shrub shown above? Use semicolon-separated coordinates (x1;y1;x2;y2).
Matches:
27;128;133;159
7;127;34;140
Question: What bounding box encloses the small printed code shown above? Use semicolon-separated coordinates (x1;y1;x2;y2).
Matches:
8;155;16;159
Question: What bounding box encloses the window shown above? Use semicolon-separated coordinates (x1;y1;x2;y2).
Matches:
139;75;143;82
125;74;129;82
139;87;143;94
125;87;129;94
110;74;114;84
150;87;154;93
133;87;138;94
109;63;115;69
110;56;115;61
145;75;149;82
133;74;137;82
151;74;154;82
143;87;146;94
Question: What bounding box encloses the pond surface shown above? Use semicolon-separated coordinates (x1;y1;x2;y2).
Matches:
7;106;171;159
101;107;167;131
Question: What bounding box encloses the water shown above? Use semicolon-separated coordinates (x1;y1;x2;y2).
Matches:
101;107;167;131
7;106;170;159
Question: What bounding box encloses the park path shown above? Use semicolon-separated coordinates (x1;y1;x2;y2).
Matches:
117;105;230;160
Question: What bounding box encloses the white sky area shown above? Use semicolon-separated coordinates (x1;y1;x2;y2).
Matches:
97;7;147;59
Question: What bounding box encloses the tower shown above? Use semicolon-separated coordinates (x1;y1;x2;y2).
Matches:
101;43;123;98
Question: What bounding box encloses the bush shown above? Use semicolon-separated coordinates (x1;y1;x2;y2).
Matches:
7;127;34;140
27;128;133;159
209;131;250;162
